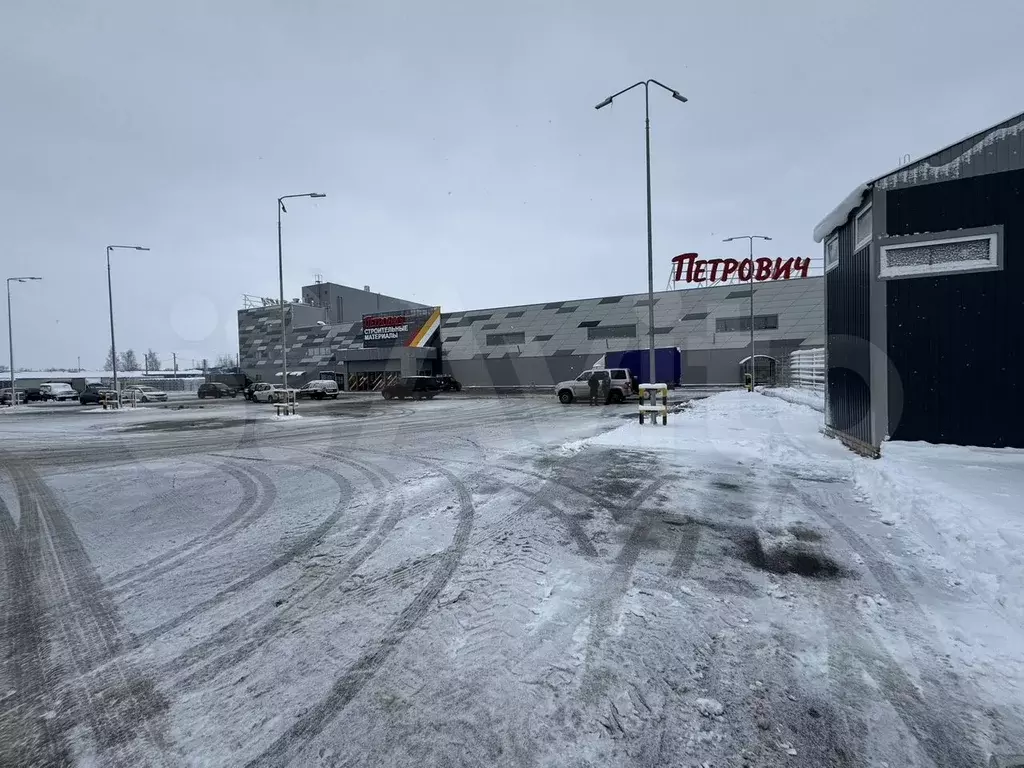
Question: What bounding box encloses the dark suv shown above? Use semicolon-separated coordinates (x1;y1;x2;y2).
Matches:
381;376;441;401
435;374;462;392
79;384;116;405
198;381;237;399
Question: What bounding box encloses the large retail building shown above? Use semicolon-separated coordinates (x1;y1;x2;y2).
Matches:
237;273;823;389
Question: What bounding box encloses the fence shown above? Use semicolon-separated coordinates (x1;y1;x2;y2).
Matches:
788;347;825;392
116;376;205;393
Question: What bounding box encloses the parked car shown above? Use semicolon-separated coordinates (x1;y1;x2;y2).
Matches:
124;385;169;403
435;374;462;392
251;383;297;403
0;388;27;405
381;376;441;401
297;380;340;400
554;368;633;405
39;382;79;402
78;384;116;405
198;381;237;399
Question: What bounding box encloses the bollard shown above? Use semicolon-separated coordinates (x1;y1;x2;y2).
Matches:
638;383;669;426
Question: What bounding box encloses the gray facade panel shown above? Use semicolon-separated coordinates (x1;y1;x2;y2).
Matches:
301;282;428;324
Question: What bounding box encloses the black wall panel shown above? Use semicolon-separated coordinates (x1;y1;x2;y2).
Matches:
886;169;1024;447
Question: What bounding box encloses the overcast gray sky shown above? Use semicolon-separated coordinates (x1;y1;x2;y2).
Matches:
3;0;1022;370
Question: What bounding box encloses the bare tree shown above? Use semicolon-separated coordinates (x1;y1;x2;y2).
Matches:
119;349;139;371
144;349;160;372
105;347;115;371
214;354;236;369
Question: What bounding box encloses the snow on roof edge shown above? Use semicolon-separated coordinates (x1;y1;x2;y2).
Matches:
812;183;870;243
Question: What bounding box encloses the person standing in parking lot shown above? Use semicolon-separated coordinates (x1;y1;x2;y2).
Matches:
599;374;610;405
588;373;600;406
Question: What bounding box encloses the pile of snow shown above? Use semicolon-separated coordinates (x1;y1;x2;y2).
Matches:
761;386;825;412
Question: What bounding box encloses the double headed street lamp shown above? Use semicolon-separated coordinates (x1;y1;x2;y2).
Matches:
277;193;326;392
596;79;687;386
107;244;150;401
6;276;42;406
723;234;772;392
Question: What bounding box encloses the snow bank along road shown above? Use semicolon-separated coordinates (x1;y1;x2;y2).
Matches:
0;394;1021;766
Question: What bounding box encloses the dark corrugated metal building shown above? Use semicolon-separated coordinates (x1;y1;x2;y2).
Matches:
814;110;1024;453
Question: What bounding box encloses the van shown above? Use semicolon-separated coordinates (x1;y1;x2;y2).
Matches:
298;379;340;400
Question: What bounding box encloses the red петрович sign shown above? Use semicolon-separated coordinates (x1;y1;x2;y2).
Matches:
672;253;811;284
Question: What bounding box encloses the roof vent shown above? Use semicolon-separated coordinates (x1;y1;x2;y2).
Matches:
364;285;371;292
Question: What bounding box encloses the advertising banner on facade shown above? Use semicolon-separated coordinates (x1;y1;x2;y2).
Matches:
362;307;441;349
671;252;811;284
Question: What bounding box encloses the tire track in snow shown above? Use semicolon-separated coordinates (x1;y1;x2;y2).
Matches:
764;457;985;767
580;476;671;702
6;460;176;766
107;461;273;593
166;450;406;690
136;461;354;644
0;477;74;766
244;465;476;768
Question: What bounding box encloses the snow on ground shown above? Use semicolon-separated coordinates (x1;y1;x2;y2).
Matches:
760;386;826;412
2;394;1023;766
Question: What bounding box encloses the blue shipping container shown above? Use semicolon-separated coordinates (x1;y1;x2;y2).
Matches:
605;347;681;387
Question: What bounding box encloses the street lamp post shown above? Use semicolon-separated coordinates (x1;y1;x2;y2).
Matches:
6;276;42;406
107;245;150;403
277;193;326;395
596;79;687;386
723;235;772;392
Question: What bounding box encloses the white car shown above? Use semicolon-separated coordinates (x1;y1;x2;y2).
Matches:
39;382;78;402
124;385;169;403
251;383;297;404
298;379;340;400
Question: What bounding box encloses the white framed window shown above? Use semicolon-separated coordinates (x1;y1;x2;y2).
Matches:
878;227;1002;280
825;235;840;272
854;204;872;252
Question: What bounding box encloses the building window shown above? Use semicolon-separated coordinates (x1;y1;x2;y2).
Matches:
444;335;461;343
578;321;600;328
726;290;753;299
481;322;500;330
715;315;779;332
505;310;525;319
553;349;577;356
533;334;553;342
825;235;840;272
854;204;872;252
878;228;1002;280
682;312;708;321
634;298;660;307
543;302;564;310
587;324;637;340
653;326;674;334
556;305;578;314
486;332;526;346
599;296;623;304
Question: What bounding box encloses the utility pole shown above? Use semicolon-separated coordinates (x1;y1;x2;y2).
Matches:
723;234;772;391
172;352;177;375
596;79;687;386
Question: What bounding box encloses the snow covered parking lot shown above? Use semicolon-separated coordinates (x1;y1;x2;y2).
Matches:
1;393;1022;767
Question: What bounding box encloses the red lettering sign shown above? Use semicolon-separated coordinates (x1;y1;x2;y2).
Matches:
363;315;408;329
671;253;810;284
